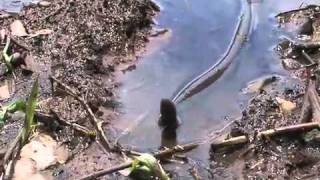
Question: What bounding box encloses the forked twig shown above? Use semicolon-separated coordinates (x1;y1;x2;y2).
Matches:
50;76;112;151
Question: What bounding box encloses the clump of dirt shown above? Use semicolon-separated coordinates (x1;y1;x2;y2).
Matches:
0;0;159;179
210;4;320;179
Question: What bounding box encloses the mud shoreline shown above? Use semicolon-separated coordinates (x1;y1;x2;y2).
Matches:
0;0;159;179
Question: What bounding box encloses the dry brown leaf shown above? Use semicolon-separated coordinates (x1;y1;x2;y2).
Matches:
0;83;10;100
20;133;69;170
13;158;37;180
276;97;296;113
55;144;69;164
22;54;38;72
10;20;28;37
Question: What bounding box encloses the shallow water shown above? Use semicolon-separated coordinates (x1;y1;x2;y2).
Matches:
116;0;319;154
0;0;33;13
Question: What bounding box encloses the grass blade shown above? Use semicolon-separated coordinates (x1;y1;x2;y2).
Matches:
23;77;39;144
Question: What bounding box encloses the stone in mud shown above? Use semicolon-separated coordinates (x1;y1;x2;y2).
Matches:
158;99;180;129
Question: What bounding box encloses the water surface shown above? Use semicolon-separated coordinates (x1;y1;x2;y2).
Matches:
116;0;319;154
2;0;319;177
0;0;33;13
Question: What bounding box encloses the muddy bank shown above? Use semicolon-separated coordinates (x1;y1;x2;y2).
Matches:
210;5;320;179
0;0;158;179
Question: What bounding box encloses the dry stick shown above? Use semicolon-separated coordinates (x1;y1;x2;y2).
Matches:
300;66;312;123
302;50;317;64
10;37;30;51
308;79;320;122
79;143;198;180
257;122;319;138
49;110;96;138
1;129;23;175
50;76;112;151
211;122;320;149
299;88;312;123
211;135;248;149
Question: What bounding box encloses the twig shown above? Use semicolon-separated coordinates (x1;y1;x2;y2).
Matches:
211;136;248;150
79;143;198;180
299;70;313;123
49;110;96;138
50;76;112;151
299;89;312;123
211;122;320;149
10;37;30;51
1;129;23;176
301;50;317;65
257;122;319;138
308;79;320;122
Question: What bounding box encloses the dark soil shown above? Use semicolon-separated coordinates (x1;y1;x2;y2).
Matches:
0;0;159;179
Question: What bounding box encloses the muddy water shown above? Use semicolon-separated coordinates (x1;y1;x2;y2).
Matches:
117;0;319;155
0;0;33;13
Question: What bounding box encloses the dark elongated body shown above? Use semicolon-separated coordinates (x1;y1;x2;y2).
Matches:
171;0;253;104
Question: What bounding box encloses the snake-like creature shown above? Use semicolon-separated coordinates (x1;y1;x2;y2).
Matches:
159;0;253;129
171;0;253;104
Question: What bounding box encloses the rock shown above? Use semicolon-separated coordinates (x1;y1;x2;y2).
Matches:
10;20;28;37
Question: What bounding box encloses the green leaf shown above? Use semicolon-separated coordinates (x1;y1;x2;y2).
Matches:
7;100;26;112
130;154;170;180
22;77;39;144
2;37;13;72
0;100;26;128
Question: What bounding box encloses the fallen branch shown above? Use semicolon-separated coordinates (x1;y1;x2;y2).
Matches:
211;122;320;149
50;76;112;151
308;79;320;122
79;143;198;180
257;122;319;138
